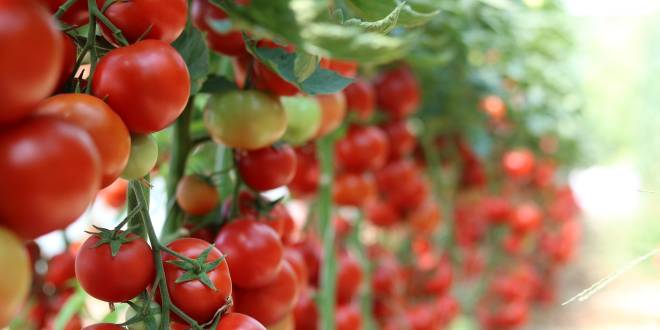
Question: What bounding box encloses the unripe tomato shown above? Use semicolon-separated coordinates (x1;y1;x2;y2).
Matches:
502;148;535;179
41;0;89;26
83;324;126;330
204;90;287;150
332;173;376;207
0;0;63;125
121;134;158;180
36;94;131;187
373;66;420;119
176;175;219;216
0;118;101;239
97;0;188;45
336;251;363;304
343;79;375;120
281;96;322;146
315;93;347;137
236;144;297;191
320;58;358;78
381;120;416;160
191;0;247;57
92;40;191;133
0;228;31;328
335;125;389;173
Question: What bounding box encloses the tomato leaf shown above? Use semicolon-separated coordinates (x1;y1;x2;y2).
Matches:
294;51;320;83
344;1;405;34
345;0;440;28
200;75;238;94
172;25;210;95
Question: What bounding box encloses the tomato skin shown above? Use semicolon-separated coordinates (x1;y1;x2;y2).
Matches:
319;58;358;78
381;120;416;160
424;259;453;296
205;90;287;150
479;95;506;121
45;251;76;290
215;219;284;288
236;144;297;191
510;203;542;233
92;40;191;133
163;238;232;324
0;118;101;239
502;149;535;179
121;134;158;180
176;175;219;216
288;145;320;197
336;304;362;330
343;79;375;120
375;159;419;193
315;93;347;137
409;201;441;234
366;199;400;228
336;251;363;304
98;178;129;208
57;34;77;89
293;286;318;330
83;324;127;330
332;173;376;207
97;0;188;45
36;94;131;187
284;248;309;285
373;67;420;119
281;96;322;146
42;0;89;26
233;260;300;326
291;236;322;286
191;0;247;57
0;0;63;125
254;63;299;97
0;228;31;328
335;125;389;173
217;313;266;330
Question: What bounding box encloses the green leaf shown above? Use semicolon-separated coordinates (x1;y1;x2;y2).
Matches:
345;0;439;28
344;1;405;34
200;75;238;94
172;25;210;95
53;286;85;330
294;51;319;82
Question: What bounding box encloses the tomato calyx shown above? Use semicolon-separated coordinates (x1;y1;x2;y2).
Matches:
124;300;162;328
87;227;139;258
164;246;226;291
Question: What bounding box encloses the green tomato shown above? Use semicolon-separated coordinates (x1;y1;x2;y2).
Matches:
204;90;287;150
120;134;158;180
281;95;321;146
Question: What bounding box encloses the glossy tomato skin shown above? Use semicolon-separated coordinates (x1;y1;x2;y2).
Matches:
83;324;126;330
293;286;318;330
163;238;232;324
0;0;63;125
319;58;358;78
57;34;77;89
343;79;375;120
502;149;535;179
97;0;187;45
0;118;101;239
176;175;219;216
121;134;158;180
281;96;322;146
288;145;320;197
510;203;542;233
284;248;309;284
366;199;400;228
42;0;89;26
217;313;266;330
191;0;247;57
236;144;297;191
36;94;131;187
76;232;155;302
233;260;300;326
0;228;31;328
332;173;376;207
45;251;76;290
204;90;287;150
92;40;190;133
315;93;347;137
215;219;283;288
335;125;389;173
381;120;416;160
336;251;363;304
98;178;129;208
373;66;420;119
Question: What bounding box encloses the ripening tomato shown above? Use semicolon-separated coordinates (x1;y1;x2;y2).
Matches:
217;313;266;330
36;94;131;187
0;118;100;239
381;120;416;160
163;238;232;324
205;90;287;150
176;175;219;216
373;66;420;119
0;228;31;328
343;79;375;120
510;202;542;233
366;199;400;228
57;34;77;89
121;134;158;180
45;251;76;290
479;95;507;121
336;304;362;330
191;0;247;57
83;324;126;330
236;144;297;191
336;251;363;304
281;96;322;146
335;125;389;173
92;40;191;133
97;0;188;45
215;219;284;288
284;248;309;285
288;145;320;197
534;160;556;188
319;58;358;77
502;148;535;179
233;260;300;326
315;93;347;137
293;286;318;330
41;0;89;26
0;0;63;125
333;173;376;207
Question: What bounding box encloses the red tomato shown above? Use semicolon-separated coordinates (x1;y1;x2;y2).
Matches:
191;0;247;57
45;251;76;290
233;260;300;326
92;40;191;133
335;125;389;173
176;175;219;216
336;251;363;304
56;34;77;89
373;66;420;119
284;248;309;284
375;159;420;194
510;202;542;233
0;0;63;125
319;58;358;78
288;145;320;197
534;161;556;188
217;313;266;330
236;144;297;191
76;231;154;302
366;199;400;228
424;259;453;296
83;324;126;330
36;94;131;187
336;304;362;330
98;178;128;208
293;286;318;330
45;314;82;330
163;238;232;323
479;95;506;121
291;236;322;286
371;253;402;298
405;303;437;330
97;0;188;45
385;176;429;212
480;196;512;224
436;295;460;325
315;93;347;137
332;173;376;207
409;201;441;234
42;0;89;26
343;79;375;120
232;55;252;89
253;41;299;96
502;149;535;179
381;120;416;160
0;118;101;239
215;219;283;288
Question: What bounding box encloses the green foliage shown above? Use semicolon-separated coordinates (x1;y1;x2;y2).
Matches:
172;26;210;95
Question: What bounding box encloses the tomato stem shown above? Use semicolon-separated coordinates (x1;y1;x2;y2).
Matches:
317;134;337;330
349;211;377;330
54;0;79;22
90;5;129;46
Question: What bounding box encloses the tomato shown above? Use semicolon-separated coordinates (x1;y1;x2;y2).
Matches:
371;253;402;298
409;201;441;234
479;95;506;121
534;160;556;188
76;231;154;302
254;42;299;96
366;199;400;228
405;303;437;330
332;173;376;207
480;196;512;224
233;260;299;326
121;134;158;180
191;0;247;57
424;258;452;296
343;79;375;120
176;175;219;216
45;251;76;290
0;0;63;125
224;192;292;237
335;125;389;173
36;94;131;187
319;58;358;78
336;251;363;304
205;90;287;150
336;304;362;330
480;300;529;329
288;145;320;197
315;93;347;137
83;324;126;330
163;238;232;324
510;202;542;233
236;144;297;191
97;0;187;45
98;178;129;208
232;55;253;89
373;66;420;119
0;228;31;328
293;286;318;330
268;313;294;330
45;314;82;330
41;0;89;26
284;248;309;284
57;34;77;89
215;219;283;288
217;313;266;330
92;40;190;133
436;295;460;325
0;118;100;239
381;120;416;160
385;176;429;212
375;159;420;194
502;148;535;179
281;96;322;146
291;236;322;286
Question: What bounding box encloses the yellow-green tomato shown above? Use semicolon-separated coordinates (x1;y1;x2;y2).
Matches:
121;134;158;180
280;95;321;146
204;90;287;150
0;227;31;328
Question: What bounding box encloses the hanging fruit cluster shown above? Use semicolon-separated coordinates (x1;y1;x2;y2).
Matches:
0;0;582;329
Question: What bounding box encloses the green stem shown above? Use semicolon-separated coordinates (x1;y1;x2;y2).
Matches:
54;0;79;21
350;211;376;330
127;180;148;237
91;6;129;46
84;0;98;94
317;135;337;330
